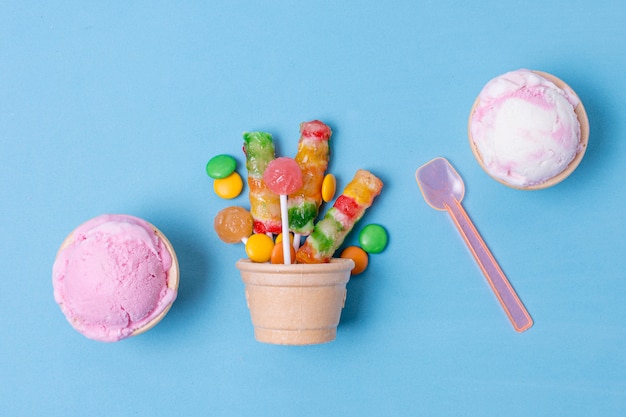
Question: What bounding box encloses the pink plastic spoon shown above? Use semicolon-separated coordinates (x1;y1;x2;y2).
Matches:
416;157;532;332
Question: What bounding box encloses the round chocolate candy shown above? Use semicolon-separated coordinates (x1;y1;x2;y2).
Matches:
358;224;388;254
206;154;237;179
321;174;336;203
213;172;244;199
340;246;369;275
245;233;274;263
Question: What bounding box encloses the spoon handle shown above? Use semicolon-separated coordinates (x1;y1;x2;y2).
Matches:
445;198;533;332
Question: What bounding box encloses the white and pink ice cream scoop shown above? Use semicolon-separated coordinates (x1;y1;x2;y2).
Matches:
469;69;589;189
53;214;179;342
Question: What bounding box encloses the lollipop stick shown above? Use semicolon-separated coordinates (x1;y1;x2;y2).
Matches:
279;194;292;264
293;233;301;251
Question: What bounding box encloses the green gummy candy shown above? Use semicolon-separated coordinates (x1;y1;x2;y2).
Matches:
311;227;335;253
243;132;275;175
310;215;343;254
288;202;318;231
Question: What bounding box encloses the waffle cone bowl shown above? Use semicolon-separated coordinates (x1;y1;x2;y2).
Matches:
236;258;355;345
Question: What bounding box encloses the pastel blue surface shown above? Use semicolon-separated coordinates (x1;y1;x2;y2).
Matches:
1;1;624;416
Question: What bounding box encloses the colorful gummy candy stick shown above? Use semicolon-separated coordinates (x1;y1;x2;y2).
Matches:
243;131;282;235
287;121;332;242
263;157;303;264
296;169;383;264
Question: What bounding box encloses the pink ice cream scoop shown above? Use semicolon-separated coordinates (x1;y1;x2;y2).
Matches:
52;214;179;342
469;69;589;189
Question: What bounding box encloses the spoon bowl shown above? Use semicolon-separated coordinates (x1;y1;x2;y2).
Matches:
415;157;464;210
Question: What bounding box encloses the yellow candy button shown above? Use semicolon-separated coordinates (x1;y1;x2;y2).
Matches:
275;232;294;245
245;233;274;263
213;172;243;199
321;174;336;203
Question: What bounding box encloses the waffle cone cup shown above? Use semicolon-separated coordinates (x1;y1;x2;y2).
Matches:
236;258;355;345
468;70;590;190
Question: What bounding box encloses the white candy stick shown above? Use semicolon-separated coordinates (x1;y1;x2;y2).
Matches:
280;194;291;264
293;233;301;251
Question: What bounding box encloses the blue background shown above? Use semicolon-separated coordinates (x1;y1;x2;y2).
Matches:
1;1;624;416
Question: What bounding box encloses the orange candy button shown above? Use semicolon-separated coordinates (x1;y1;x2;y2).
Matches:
340;246;369;275
270;242;297;264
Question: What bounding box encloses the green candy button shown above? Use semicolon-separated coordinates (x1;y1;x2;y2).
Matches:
206;154;237;179
359;224;388;254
